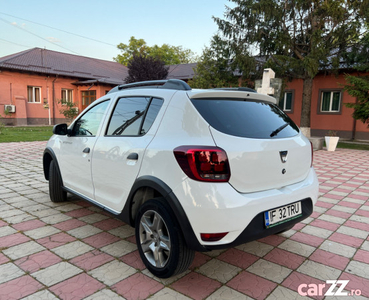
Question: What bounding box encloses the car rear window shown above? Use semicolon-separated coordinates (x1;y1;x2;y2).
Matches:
191;98;299;139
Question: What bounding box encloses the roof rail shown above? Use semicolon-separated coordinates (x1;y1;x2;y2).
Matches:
108;79;191;94
213;87;257;93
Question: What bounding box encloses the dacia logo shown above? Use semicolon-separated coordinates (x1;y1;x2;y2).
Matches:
280;151;288;163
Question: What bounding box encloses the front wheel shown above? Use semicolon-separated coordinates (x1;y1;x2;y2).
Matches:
49;160;67;203
135;198;194;278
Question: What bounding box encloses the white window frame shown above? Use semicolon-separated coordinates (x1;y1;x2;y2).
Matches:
27;86;42;103
320;91;341;113
61;89;73;105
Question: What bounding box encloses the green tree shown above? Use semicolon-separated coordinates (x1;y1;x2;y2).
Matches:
114;36;197;66
124;53;169;83
213;0;369;134
189;36;240;88
343;33;369;127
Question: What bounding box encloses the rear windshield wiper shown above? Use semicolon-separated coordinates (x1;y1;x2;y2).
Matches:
270;123;288;137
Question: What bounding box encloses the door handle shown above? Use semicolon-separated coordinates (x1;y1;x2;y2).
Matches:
83;147;90;154
127;153;138;160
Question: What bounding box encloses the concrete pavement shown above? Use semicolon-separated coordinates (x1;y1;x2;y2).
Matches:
0;141;369;300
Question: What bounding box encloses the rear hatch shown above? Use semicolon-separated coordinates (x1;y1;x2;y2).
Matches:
190;97;312;193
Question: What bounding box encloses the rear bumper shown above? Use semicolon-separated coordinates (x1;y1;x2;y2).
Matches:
172;167;319;251
203;198;313;250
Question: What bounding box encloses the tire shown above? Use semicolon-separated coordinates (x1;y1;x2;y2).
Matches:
49;160;67;203
135;198;195;278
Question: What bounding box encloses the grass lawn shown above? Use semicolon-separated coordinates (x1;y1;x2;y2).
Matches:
0;126;54;143
336;141;369;151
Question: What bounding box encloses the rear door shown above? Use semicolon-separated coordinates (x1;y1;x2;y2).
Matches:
92;96;164;212
190;98;312;193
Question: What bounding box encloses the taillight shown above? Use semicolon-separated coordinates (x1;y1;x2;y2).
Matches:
310;141;313;168
173;146;230;182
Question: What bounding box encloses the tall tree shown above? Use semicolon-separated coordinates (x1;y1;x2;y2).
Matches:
344;32;369;127
124;53;168;83
213;0;369;135
189;36;240;88
114;36;197;66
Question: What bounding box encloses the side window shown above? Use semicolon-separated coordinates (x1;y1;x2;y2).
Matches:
141;98;164;134
72;100;110;136
106;97;163;136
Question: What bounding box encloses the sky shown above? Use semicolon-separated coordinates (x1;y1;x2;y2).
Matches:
0;0;233;62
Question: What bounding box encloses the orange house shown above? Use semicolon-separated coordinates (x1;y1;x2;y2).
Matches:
1;48;369;140
0;48;128;126
281;73;369;140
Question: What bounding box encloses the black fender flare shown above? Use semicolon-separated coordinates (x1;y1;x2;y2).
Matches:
119;175;207;252
43;147;62;183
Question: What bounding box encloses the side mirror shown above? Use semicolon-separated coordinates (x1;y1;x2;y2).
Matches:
52;123;69;135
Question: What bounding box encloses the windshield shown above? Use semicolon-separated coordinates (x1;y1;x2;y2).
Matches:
191;98;299;139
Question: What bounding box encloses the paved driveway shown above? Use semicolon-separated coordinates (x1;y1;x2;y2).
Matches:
0;141;368;300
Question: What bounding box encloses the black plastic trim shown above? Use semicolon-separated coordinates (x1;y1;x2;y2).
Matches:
43;147;59;181
203;198;314;250
118;175;207;252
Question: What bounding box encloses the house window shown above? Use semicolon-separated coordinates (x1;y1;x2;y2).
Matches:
61;89;73;104
320;91;341;112
27;86;41;103
82;90;96;109
279;90;294;112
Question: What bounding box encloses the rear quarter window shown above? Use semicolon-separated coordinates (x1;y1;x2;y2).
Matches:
191;98;299;139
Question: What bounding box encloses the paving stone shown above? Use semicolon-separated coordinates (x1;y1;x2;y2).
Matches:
40;214;71;225
278;240;315;257
227;271;277;300
297;260;341;281
0;226;17;238
49;273;105;300
346;260;369;280
265;286;308;300
3;241;45;260
171;272;221;300
22;290;59;300
0;263;25;284
84;289;125;300
78;213;109;224
0;275;44;299
24;226;61;240
88;260;136;285
300;224;333;239
236;241;274;257
108;225;135;238
100;240;137;257
247;259;292;283
32;262;83;286
149;287;192;300
112;273;164;299
319;240;357;258
67;224;102;239
52;240;94;259
336;225;368;239
197;259;241;284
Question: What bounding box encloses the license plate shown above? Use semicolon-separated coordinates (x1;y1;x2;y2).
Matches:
264;201;302;228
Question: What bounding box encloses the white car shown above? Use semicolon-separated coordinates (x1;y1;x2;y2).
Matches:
43;79;319;278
